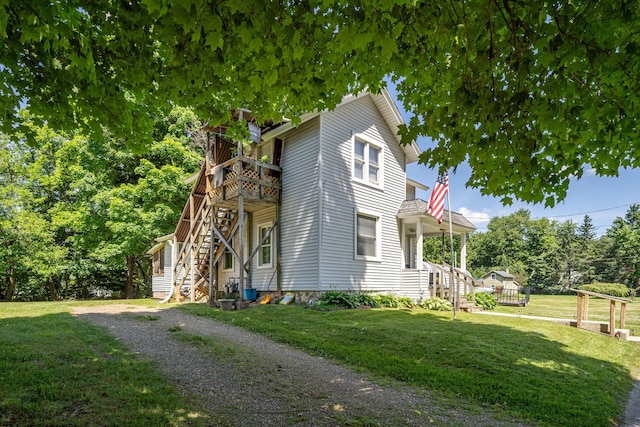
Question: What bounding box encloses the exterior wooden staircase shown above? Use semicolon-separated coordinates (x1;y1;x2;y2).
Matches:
423;261;483;311
172;164;240;302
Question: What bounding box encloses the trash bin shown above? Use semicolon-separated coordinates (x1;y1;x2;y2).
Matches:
244;288;257;301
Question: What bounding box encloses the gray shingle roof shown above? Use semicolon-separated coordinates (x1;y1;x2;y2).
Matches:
483;270;516;279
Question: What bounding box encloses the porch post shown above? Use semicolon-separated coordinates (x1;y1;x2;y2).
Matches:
401;223;407;268
237;137;246;301
189;194;196;302
238;194;245;301
460;232;467;271
416;221;423;270
209;210;215;303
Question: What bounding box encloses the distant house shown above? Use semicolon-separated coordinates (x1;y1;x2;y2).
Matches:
480;270;520;292
148;89;478;305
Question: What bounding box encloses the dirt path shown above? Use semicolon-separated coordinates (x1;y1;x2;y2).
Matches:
72;304;535;426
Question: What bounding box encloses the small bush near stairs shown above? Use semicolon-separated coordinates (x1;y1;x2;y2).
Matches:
420;297;453;311
474;292;497;310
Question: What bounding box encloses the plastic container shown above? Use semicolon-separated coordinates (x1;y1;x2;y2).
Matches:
244;288;257;301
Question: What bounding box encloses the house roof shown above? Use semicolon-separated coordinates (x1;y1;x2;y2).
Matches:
482;270;516;280
406;178;429;191
146;234;173;255
397;199;476;231
261;89;422;164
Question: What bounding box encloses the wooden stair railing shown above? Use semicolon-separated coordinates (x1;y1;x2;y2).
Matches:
172;201;239;302
423;261;480;304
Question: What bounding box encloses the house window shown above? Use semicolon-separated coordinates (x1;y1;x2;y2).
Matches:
153;248;165;276
355;210;381;260
491;273;496;280
258;223;273;268
353;136;382;186
223;237;234;271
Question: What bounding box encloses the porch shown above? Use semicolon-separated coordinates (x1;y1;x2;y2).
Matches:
397;199;479;310
400;261;481;310
207;156;282;212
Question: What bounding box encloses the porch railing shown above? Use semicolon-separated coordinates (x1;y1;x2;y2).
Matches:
207;156;281;206
494;288;530;306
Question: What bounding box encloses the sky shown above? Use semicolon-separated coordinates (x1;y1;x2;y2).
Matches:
387;86;640;237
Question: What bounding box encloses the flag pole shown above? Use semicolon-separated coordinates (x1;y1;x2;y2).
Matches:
447;178;457;321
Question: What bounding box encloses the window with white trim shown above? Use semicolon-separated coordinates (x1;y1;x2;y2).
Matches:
353;137;382;186
355;211;381;260
153;248;165;276
257;223;273;267
223;237;234;271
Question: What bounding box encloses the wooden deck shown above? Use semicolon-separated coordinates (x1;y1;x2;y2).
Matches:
207;156;281;212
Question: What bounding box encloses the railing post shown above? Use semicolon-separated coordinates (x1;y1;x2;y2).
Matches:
576;292;583;328
610;300;616;336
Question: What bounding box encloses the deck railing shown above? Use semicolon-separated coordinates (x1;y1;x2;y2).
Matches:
494;288;530;306
207;156;281;206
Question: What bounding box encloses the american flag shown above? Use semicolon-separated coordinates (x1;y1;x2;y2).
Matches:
426;174;449;223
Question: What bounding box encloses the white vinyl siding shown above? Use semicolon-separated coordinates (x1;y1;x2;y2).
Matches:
248;207;277;290
279;119;320;291
317;94;406;292
151;243;173;293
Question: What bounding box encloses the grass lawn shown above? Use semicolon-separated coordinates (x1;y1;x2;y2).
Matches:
2;299;639;427
179;302;640;427
493;294;640;335
0;300;208;426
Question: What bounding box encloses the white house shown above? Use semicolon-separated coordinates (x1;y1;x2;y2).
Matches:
148;89;477;305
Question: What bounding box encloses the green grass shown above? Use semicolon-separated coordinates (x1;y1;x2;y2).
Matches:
2;298;639;427
493;294;640;335
0;300;207;426
179;303;640;427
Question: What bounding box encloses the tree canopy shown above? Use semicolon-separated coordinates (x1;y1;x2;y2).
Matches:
2;1;639;205
0;108;201;301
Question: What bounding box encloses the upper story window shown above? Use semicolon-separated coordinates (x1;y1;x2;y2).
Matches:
491;273;496;280
353;136;382;187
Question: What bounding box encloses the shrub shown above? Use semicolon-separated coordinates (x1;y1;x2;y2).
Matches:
319;291;358;308
354;293;380;308
578;283;632;298
474;291;497;310
318;292;415;309
374;294;399;308
396;296;416;308
420;297;452;311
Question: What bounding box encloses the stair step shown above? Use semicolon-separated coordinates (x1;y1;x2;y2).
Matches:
460;305;483;313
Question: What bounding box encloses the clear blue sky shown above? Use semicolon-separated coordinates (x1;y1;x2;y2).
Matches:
387;85;640;236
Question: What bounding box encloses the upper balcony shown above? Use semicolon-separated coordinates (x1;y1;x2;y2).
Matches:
206;155;281;212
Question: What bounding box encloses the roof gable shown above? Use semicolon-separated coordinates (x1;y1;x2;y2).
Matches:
261;89;421;163
482;270;516;280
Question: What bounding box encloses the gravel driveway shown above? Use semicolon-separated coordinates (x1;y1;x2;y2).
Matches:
72;304;535;427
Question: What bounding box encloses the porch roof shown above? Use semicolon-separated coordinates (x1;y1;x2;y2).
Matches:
147;234;173;255
397;199;476;233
